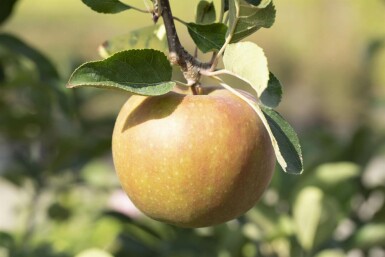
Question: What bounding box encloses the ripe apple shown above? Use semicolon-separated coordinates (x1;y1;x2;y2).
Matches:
112;88;275;228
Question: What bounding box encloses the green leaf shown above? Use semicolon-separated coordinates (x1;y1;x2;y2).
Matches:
261;106;303;174
215;83;303;174
350;223;385;249
313;197;340;249
0;33;59;81
260;72;282;108
293;187;323;251
67;49;175;96
0;231;14;248
315;250;346;257
196;1;216;24
227;0;276;43
187;23;227;53
0;0;18;25
75;248;114;257
99;24;167;58
81;0;131;14
223;42;269;97
245;0;272;8
312;162;360;187
295;162;360;204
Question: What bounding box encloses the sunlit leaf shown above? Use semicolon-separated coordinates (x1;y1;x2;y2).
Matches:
223;42;269;97
216;83;303;174
293;187;323;251
67;49;175;96
227;0;275;42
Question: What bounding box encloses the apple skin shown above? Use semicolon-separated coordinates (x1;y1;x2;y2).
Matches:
112;88;275;228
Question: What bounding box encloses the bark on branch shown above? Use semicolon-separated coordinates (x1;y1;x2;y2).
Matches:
159;0;211;86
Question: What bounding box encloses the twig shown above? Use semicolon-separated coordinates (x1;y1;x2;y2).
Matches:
159;0;211;86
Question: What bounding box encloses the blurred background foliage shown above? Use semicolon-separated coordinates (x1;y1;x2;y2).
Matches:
0;0;385;257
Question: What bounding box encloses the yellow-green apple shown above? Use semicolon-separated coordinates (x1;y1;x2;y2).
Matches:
112;88;275;228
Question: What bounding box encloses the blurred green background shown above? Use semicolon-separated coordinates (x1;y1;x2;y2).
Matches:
1;0;385;257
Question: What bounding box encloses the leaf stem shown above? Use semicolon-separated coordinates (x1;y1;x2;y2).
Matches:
191;83;202;95
224;11;230;24
210;75;261;105
210;1;239;71
201;69;251;87
219;0;225;22
172;16;188;25
130;5;152;14
210;30;234;71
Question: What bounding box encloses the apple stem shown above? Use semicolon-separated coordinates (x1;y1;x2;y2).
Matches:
159;0;211;87
191;83;203;95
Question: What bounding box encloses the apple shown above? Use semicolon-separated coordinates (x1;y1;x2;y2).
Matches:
112;88;275;228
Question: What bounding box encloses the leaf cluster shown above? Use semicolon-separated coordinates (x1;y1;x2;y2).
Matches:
67;0;303;174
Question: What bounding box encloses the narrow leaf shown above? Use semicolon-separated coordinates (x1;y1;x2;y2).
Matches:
217;82;303;174
261;106;303;174
99;24;167;58
67;49;175;96
0;0;18;25
187;23;227;53
81;0;131;14
196;1;216;24
260;72;282;108
223;42;269;97
0;33;59;81
293;187;323;251
227;0;276;43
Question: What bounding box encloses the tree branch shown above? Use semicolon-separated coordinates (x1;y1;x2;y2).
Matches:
159;0;211;87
